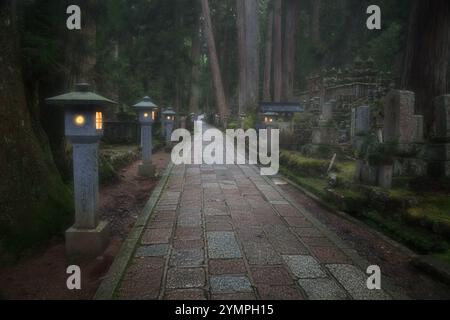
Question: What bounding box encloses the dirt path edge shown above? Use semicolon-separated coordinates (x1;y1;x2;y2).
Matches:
94;163;175;300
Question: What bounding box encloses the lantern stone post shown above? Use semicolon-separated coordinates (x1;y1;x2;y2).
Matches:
163;108;176;144
263;112;276;155
46;83;115;258
133;96;158;177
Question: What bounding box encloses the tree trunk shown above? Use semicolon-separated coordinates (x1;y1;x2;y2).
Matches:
244;0;260;113
310;0;321;45
273;0;283;102
401;0;450;136
282;0;300;101
65;0;98;88
0;0;72;256
189;20;201;114
263;7;274;102
237;0;260;114
201;0;228;125
236;0;247;114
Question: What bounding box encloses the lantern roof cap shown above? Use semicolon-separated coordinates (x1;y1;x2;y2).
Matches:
163;107;176;116
46;83;116;106
133;96;158;109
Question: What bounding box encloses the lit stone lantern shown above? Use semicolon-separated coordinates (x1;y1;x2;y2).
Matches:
163;108;176;144
46;83;116;258
263;112;277;126
239;112;246;129
133;96;158;177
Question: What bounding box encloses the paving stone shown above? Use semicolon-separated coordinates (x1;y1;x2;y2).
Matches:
257;285;304;300
166;268;206;289
164;289;207;300
209;259;247;275
301;237;334;247
326;264;391;300
204;207;229;216
298;278;348;300
207;232;242;259
141;228;172;244
175;226;203;241
177;215;202;227
211;293;257;300
284;216;313;228
148;220;175;229
250;266;294;285
310;246;351;264
241;241;283;265
283;255;327;279
153;211;177;222
293;227;324;238
206;220;234;231
264;225;309;255
117;258;165;300
210;276;253;294
135;244;169;258
173;239;204;250
273;204;299;217
170;249;204;267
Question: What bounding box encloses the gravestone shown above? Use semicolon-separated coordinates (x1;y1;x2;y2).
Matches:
321;101;333;122
413;115;424;143
383;90;415;144
435;95;450;142
427;95;450;177
351;106;370;150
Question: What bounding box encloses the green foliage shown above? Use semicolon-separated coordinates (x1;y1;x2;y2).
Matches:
280;151;329;177
357;134;397;166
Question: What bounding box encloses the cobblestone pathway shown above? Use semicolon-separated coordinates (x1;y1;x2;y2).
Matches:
116;160;393;300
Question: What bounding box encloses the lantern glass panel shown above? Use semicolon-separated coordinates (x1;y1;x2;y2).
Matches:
74;115;86;127
96;112;103;130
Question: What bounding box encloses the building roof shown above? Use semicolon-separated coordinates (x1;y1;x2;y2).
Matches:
260;102;304;114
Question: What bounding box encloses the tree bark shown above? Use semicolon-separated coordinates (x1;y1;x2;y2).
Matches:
237;0;260;114
189;19;201;114
65;0;98;88
310;0;321;46
282;0;300;101
201;0;228;125
263;8;274;101
0;0;72;255
273;0;283;102
236;0;247;113
401;0;450;136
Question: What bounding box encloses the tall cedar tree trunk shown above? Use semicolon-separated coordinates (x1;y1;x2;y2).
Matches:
0;0;72;256
273;0;283;102
65;0;98;88
189;20;201;114
401;0;450;135
237;0;260;114
245;0;260;113
201;0;228;125
236;0;247;113
263;8;274;101
310;0;321;46
282;0;300;101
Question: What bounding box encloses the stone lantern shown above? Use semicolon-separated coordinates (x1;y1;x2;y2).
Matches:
239;112;246;129
162;108;176;144
46;83;116;257
263;112;276;127
133;96;158;177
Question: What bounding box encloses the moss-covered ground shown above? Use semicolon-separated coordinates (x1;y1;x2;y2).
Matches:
280;150;450;259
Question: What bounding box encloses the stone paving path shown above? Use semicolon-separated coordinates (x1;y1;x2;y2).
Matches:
116;158;393;300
